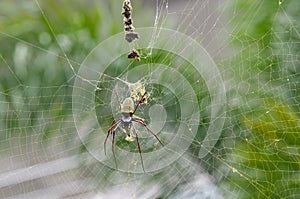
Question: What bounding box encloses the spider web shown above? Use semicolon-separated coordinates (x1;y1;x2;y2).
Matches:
0;0;300;198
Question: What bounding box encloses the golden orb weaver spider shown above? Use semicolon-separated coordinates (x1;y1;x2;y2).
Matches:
104;92;164;172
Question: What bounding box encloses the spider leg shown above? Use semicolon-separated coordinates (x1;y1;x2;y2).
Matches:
104;119;120;155
104;130;111;156
132;124;145;172
112;130;118;169
133;118;164;146
132;91;147;115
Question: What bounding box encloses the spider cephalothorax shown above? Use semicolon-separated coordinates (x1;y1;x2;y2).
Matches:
104;92;163;172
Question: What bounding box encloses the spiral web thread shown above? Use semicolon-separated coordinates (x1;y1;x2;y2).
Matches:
0;0;300;198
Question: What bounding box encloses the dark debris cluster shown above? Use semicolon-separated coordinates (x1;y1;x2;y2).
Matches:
122;0;140;61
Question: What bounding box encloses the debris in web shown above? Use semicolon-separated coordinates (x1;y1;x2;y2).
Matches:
127;49;140;62
122;0;141;60
125;32;140;43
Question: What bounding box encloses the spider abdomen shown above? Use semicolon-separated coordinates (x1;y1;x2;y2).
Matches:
121;97;134;113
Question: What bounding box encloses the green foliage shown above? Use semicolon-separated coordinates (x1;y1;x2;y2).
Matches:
223;0;300;198
1;0;300;198
0;0;123;144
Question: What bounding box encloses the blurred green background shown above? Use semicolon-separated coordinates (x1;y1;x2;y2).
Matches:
0;0;299;198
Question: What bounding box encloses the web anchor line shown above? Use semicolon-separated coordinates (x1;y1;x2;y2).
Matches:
122;0;141;61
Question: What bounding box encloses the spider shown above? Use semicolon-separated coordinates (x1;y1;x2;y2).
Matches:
104;91;164;172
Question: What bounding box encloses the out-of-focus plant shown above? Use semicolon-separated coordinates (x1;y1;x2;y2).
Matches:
1;0;300;198
221;0;300;198
0;0;142;144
